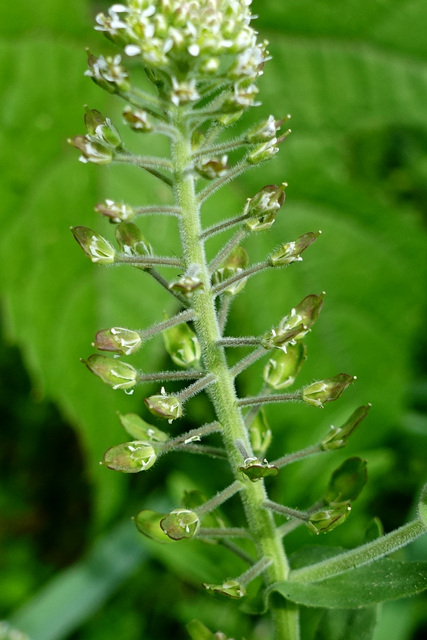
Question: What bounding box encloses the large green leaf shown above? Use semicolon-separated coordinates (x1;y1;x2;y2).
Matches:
313;607;379;640
269;559;427;609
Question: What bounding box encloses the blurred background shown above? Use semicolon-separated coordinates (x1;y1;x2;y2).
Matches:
1;0;427;638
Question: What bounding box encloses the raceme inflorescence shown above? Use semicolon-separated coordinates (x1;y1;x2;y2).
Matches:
69;2;427;639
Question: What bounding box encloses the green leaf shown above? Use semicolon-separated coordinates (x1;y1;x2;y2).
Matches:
269;559;427;609
313;607;379;640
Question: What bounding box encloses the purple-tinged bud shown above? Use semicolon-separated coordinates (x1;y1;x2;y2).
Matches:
212;246;249;296
134;509;173;543
324;457;367;505
69;135;113;164
94;327;142;355
160;509;200;540
195;156;229;180
162;322;201;369
83;354;137;390
263;342;306;389
308;502;352;535
261;294;324;351
115;222;153;259
302;373;356;408
203;579;246;599
71;226;116;264
249;410;272;458
122;106;153;132
118;412;169;443
102;441;157;472
244;184;286;232
321;405;371;451
239;457;278;482
247;138;279;165
95;199;135;223
145;391;183;422
270;231;321;267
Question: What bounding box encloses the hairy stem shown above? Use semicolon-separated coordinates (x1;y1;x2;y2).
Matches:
171;108;297;640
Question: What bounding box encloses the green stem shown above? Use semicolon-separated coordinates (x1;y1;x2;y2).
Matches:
170;108;297;640
290;519;427;583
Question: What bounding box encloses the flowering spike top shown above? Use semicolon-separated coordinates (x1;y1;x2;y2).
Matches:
93;1;268;106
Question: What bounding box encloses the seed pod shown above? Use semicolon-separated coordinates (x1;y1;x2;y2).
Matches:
320;405;371;451
212;246;249;296
302;373;355;408
239;457;278;482
145;392;183;422
324;457;367;505
263;342;306;389
261;294;324;351
118;412;169;442
160;509;200;540
162;321;201;368
83;354;137;390
270;231;321;267
244;184;286;232
203;579;246;599
308;502;352;535
94;327;142;355
102;441;157;472
71;226;116;264
95;199;135;223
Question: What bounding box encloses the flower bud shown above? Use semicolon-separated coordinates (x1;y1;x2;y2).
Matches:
320;405;371;451
134;509;173;543
84;108;122;149
212;246;249;296
261;294;324;351
195;156;229;180
69;135;113;164
302;373;355;408
94;327;142;355
145;391;183;422
83;354;137;390
95;199;135;223
246;115;282;143
102;441;157;473
118;412;169;442
115;222;153;259
249;409;272;458
308;502;352;535
324;457;367;505
162;321;201;368
169;264;203;297
160;509;200;540
244;184;286;232
171;77;200;106
203;579;246;599
263;342;306;389
85;52;130;93
239;457;278;482
270;231;321;267
122;106;153;132
223;82;259;111
71;226;116;264
247;138;279;165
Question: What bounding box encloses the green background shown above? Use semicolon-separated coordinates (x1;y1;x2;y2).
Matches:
1;0;427;638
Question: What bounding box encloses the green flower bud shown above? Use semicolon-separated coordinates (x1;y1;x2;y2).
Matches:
162;321;201;369
69;135;113;164
203;579;246;599
83;354;137;390
263;342;306;390
308;502;352;535
244;184;286;232
102;441;156;473
247;138;279;164
302;373;355;408
212;246;249;296
249;409;272;458
223;82;260;111
118;412;169;442
115;221;153;259
84;107;122;148
171;77;200;106
246;115;282;143
95;199;135;223
324;457;367;505
122;106;153;132
71;226;116;264
320;405;371;451
195;156;229;180
160;509;200;540
261;294;324;351
85;52;130;93
239;457;278;482
134;509;173;543
145;391;183;422
270;231;321;267
94;327;142;355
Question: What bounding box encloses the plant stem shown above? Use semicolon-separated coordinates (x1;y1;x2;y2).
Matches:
171;108;297;640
